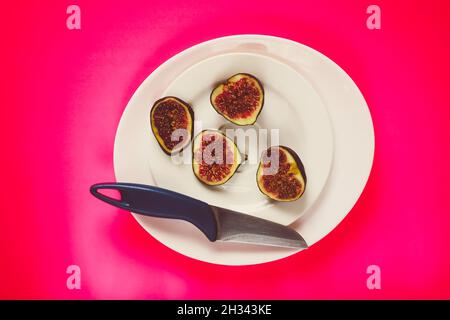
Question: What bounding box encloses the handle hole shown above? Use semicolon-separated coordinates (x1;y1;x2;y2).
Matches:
97;188;122;201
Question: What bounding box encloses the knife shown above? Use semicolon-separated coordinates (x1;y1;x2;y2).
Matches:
90;182;308;249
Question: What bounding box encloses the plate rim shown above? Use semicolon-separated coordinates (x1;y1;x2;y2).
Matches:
113;34;375;265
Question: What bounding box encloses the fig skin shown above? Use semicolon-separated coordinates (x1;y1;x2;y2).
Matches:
210;73;264;126
150;96;194;155
281;146;307;186
256;146;307;202
192;130;242;186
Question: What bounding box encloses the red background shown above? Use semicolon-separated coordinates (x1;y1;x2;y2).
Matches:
1;0;450;299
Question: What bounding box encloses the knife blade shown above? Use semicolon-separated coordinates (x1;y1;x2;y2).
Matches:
90;182;308;249
211;206;307;248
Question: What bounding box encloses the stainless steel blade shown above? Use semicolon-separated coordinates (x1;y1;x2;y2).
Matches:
211;206;308;249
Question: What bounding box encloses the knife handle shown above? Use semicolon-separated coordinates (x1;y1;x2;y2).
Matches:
90;183;218;241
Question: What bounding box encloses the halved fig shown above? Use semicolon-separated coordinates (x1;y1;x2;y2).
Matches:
256;146;307;202
210;73;264;126
192;130;242;186
150;96;194;155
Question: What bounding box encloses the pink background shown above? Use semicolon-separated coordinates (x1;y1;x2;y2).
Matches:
1;0;450;299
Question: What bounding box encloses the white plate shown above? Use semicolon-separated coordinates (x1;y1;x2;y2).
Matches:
114;35;375;265
149;52;333;226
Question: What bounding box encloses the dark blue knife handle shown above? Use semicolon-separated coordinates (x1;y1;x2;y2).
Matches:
90;183;218;241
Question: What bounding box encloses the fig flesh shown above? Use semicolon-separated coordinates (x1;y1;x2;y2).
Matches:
150;96;194;155
192;130;242;186
257;146;307;202
210;73;264;126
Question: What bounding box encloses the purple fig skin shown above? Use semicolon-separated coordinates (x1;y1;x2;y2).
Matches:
150;96;194;155
192;130;242;186
256;146;307;201
280;146;307;186
210;73;264;126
